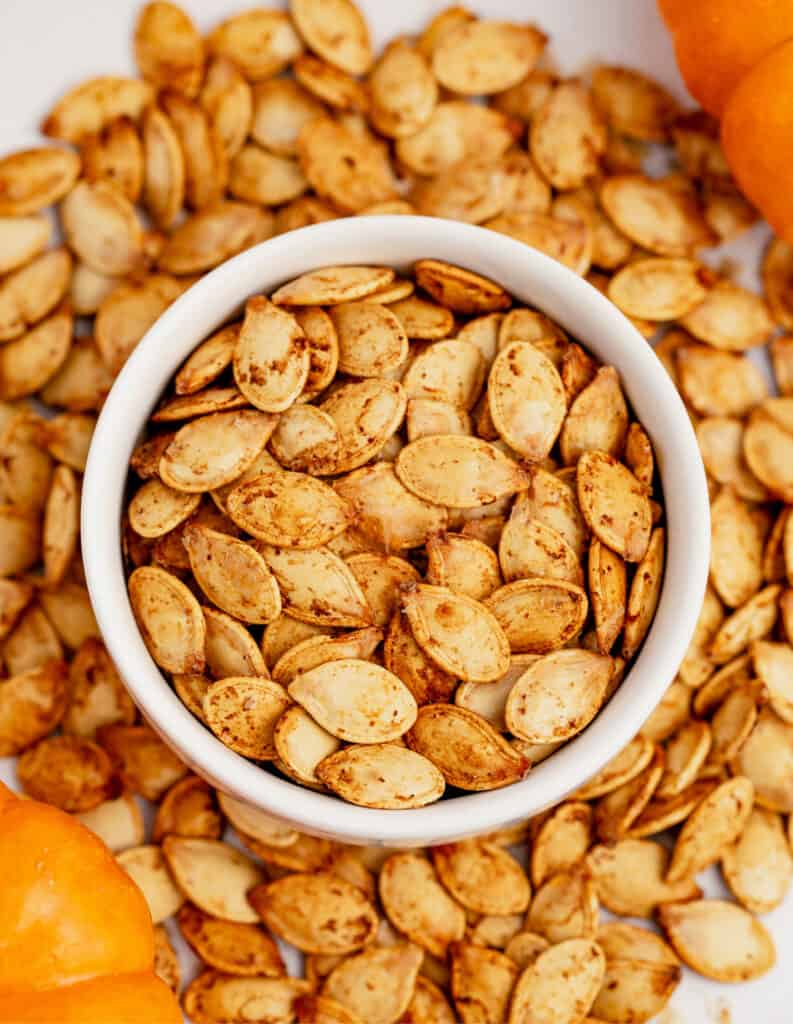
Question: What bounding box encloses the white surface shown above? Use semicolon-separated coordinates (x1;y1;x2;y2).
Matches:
0;1;788;1020
80;216;710;845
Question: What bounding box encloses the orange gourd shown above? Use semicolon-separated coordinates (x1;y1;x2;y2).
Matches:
659;0;793;244
0;781;182;1024
659;0;793;116
721;38;793;243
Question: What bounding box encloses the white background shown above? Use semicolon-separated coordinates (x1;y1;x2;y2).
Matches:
0;2;787;1021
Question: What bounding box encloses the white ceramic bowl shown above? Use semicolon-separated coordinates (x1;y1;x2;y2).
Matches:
82;216;710;846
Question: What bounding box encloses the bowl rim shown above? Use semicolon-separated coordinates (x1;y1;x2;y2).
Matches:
82;215;710;846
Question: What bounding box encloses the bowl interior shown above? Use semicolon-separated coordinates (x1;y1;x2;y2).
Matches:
82;216;710;846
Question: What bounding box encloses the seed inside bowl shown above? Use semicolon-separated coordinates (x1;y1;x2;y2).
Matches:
124;257;665;808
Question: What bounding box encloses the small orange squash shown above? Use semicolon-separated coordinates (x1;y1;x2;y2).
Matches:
0;781;181;1023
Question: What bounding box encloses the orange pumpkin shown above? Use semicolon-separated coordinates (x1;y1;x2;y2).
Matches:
721;37;793;243
659;0;793;244
659;0;793;115
0;781;182;1024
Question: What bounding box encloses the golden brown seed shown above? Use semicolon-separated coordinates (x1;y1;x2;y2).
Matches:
667;776;755;883
178;903;285;978
531;81;607;190
575;736;656;800
488;341;566;461
467;914;525;951
505;648;612;743
592;65;679;141
709;683;760;765
183;972;311;1024
744;406;793;501
63;638;135;740
451;942;519;1024
682;280;774;351
288;658;417;743
379;852;466;959
98;723;187;801
229;144;308;206
396;435;528;509
427;533;501;601
402;583;510;684
396;101;516;177
578;450;652;562
17;734;117;812
298;118;396;214
271;628;381;687
3;604;63;675
0;310;74;402
159;410;276;493
128;479;200;539
622;526;665;659
608;258;709;320
158;200;272;274
709;584;780;665
406;703;528;791
259;545;373;628
657;719;712;799
659;900;775;982
322;944;422;1024
141;106;185;229
346;553;418;628
43;77;153;142
560;365;628;465
128;565;206;673
588;838;701;918
317;744;445;809
507;938;606;1024
404;339;485;411
216;791;298;848
369;41;437;139
433;20;545;96
162;836;265;924
134;2;204;97
591;922;681;1024
384;611;457;707
95;273;187;375
588;538;627;654
116;845;184;925
249;872;378;954
0;147;81;216
524;866;599;943
415;259;512;315
600;174;715;255
722;807;793;915
203;606;267;679
77;793;145;853
594;746;665;841
152;775;221;842
731;707;793;813
80;116;144;203
432;841;530;915
486;578;589;654
203;676;290;759
0;661;69;757
529;802;592;887
61;180;144;276
207;9;303;80
291;0;372;75
677;343;768;418
641;683;692;743
227;466;352;550
0;248;72;342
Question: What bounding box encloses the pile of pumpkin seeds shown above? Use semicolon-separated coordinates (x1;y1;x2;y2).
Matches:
1;1;793;1021
125;256;664;808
